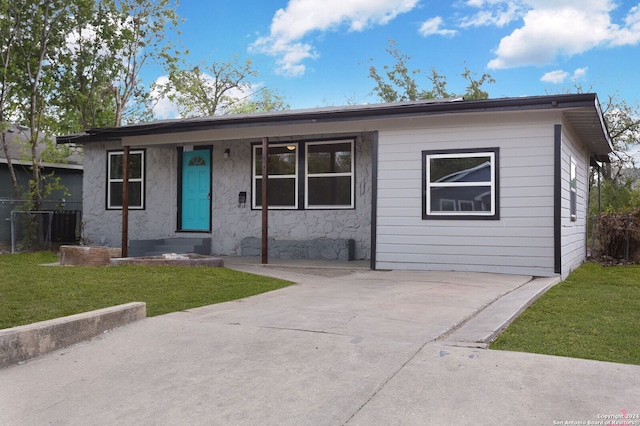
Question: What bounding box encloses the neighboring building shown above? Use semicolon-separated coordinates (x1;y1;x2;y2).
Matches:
1;125;83;205
1;125;83;246
58;94;612;278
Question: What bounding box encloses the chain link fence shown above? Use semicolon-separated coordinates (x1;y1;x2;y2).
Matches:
0;199;82;254
10;211;53;253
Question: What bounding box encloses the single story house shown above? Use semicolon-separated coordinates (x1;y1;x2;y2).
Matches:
58;94;612;278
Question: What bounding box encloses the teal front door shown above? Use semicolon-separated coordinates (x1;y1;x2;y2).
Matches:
181;148;211;231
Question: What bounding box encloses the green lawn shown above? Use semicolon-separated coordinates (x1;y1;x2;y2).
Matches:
491;262;640;365
0;252;293;330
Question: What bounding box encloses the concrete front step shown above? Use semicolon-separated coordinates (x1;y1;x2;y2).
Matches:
129;238;211;257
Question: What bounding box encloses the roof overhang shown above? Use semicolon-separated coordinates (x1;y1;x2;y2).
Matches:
57;94;613;159
0;157;83;170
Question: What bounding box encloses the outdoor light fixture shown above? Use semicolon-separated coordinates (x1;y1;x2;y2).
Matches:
223;148;230;159
286;145;296;151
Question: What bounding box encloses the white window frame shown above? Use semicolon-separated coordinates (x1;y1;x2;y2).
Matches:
107;150;145;210
252;143;298;209
305;139;354;209
424;149;498;219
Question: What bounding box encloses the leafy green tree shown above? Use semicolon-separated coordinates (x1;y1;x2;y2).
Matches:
588;95;640;221
368;40;495;102
55;0;183;131
0;1;24;198
227;87;289;115
109;0;183;126
53;1;118;132
600;95;640;184
0;0;184;215
5;0;84;211
154;56;288;117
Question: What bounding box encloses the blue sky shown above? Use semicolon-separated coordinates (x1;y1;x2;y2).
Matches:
151;0;640;116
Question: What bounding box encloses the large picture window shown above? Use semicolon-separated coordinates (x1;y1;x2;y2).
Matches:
252;139;355;210
422;148;499;219
305;140;354;208
107;150;145;210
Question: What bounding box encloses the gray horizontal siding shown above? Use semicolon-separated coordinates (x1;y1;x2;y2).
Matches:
375;260;554;277
381;253;553;275
559;122;589;278
375;112;560;276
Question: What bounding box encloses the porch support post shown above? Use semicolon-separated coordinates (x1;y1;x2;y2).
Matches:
261;137;269;264
122;145;129;258
597;162;602;214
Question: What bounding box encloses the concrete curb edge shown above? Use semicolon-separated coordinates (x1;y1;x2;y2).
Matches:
0;302;146;369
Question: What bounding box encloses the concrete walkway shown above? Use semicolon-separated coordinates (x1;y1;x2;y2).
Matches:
1;261;638;425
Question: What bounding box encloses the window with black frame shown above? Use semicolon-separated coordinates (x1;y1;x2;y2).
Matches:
306;140;354;208
423;148;499;219
252;139;355;210
107;150;145;209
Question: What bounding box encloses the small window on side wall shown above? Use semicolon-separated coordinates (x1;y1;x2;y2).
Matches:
107;150;145;210
422;148;499;220
570;157;577;222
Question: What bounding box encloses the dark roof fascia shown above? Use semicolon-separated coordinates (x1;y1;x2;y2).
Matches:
56;93;603;145
591;94;615;154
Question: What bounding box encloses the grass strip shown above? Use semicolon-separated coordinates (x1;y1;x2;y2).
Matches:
0;252;293;330
491;262;640;365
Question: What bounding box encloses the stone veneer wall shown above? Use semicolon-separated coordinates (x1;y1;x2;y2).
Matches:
211;132;373;260
82;132;373;260
241;237;355;261
82;142;196;246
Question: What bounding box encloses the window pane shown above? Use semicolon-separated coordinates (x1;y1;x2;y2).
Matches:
255;178;296;206
110;154;123;179
110;152;142;179
255;146;296;175
430;156;491;182
308;176;352;206
308;143;352;174
109;182;142;208
110;182;122;206
129;153;143;179
129;182;142;207
430;186;492;212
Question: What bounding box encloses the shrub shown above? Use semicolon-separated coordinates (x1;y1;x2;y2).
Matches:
592;211;640;262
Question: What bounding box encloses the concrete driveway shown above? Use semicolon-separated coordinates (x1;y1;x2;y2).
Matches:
1;262;639;425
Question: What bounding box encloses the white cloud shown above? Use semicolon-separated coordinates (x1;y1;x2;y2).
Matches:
539;67;589;85
250;0;419;77
609;5;640;45
540;69;569;84
150;76;180;119
460;1;524;28
572;67;588;81
486;1;640;69
419;17;457;37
